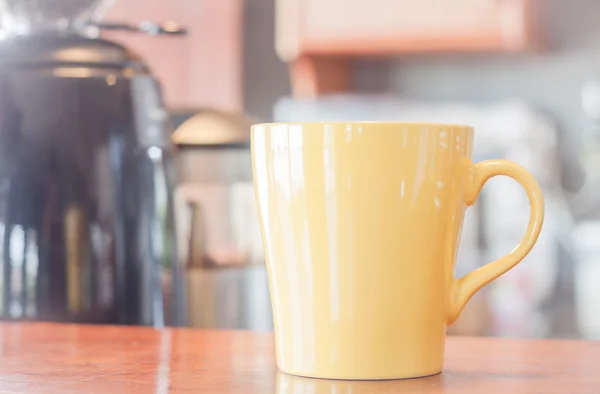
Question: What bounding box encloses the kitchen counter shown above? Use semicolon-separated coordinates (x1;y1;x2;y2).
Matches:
0;323;597;393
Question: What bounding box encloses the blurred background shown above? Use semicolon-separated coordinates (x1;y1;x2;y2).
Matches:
0;0;600;340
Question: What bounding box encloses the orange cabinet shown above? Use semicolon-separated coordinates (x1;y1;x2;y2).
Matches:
103;0;243;111
276;0;540;97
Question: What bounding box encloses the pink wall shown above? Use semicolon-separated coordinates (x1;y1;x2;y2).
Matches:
103;0;242;112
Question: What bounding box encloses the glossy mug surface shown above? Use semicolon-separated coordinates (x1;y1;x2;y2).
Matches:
251;122;544;380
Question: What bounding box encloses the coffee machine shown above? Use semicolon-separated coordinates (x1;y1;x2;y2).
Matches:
0;0;186;326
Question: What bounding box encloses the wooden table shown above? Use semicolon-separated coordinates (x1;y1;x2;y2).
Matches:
0;323;597;393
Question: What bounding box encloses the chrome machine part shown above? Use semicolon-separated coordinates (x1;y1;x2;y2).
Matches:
0;0;112;35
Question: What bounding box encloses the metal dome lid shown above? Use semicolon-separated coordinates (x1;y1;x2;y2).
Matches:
172;108;258;148
0;34;145;68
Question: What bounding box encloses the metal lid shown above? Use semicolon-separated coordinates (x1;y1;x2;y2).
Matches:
0;34;144;68
172;108;256;147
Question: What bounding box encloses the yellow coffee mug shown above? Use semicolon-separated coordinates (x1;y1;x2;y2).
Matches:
251;122;544;380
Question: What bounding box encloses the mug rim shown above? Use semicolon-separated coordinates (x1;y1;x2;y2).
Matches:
252;121;474;130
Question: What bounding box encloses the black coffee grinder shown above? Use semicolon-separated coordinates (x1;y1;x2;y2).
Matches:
0;0;187;326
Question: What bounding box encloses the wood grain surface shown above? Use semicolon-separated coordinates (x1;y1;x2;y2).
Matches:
0;323;596;393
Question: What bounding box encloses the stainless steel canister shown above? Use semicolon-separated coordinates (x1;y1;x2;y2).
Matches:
172;109;271;331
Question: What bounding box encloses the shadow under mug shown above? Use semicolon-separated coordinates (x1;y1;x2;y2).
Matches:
252;122;544;380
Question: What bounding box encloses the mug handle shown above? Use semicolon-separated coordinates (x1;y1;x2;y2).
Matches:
447;160;545;325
